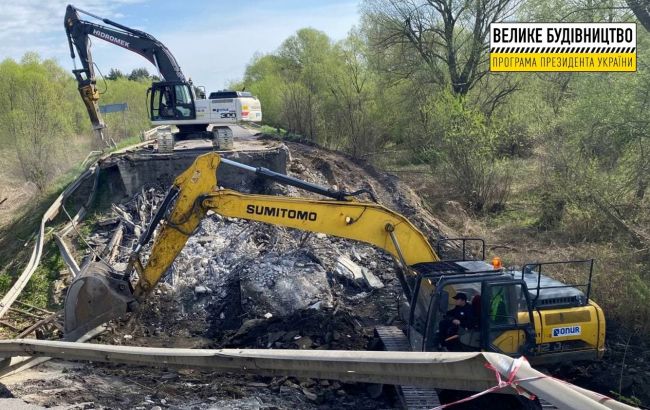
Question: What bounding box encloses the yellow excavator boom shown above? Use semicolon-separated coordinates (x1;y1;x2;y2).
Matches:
64;152;439;339
133;153;438;296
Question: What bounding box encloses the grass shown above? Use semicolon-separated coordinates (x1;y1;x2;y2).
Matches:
0;178;76;308
112;135;144;152
259;124;285;135
258;124;311;142
20;241;66;308
0;131;144;308
374;146;650;339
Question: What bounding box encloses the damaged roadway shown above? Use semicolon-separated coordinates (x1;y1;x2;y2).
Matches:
1;130;452;409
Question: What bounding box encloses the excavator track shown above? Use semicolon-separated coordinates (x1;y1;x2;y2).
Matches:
374;326;441;409
374;327;558;410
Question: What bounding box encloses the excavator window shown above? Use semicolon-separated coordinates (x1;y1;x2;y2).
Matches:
408;278;435;350
150;83;195;121
174;85;192;117
482;282;533;355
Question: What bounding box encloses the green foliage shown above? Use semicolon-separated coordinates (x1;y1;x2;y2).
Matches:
0;55;156;191
608;392;642;408
21;241;65;308
0;54;86;190
530;30;650;244
418;92;513;213
98;77;151;143
243;28;392;158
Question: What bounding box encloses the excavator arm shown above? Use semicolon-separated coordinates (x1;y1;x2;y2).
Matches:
131;154;438;297
64;153;439;340
64;4;186;145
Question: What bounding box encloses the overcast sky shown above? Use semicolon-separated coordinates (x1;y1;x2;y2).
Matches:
0;0;361;91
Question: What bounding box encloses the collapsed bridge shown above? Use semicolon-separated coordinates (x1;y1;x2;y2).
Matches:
0;129;635;410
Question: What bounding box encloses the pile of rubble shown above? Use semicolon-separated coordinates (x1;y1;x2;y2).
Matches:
54;141;448;408
90;190;398;347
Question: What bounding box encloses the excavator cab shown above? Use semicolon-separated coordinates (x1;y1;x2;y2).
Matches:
406;261;537;357
149;81;196;121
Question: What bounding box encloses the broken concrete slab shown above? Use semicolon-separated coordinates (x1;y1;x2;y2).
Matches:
361;269;384;289
100;143;289;198
335;256;364;286
335;255;383;289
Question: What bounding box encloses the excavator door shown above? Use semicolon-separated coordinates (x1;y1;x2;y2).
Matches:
480;281;536;355
150;81;196;121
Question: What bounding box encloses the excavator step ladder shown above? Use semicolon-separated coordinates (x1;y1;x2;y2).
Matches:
374;326;441;410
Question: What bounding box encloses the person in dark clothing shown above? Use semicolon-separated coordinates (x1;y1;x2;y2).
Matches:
438;292;473;350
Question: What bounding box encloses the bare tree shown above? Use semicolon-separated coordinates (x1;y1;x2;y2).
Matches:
627;0;650;31
362;0;520;96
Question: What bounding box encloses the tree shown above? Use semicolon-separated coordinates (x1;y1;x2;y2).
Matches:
106;68;124;80
0;55;77;190
627;0;650;31
243;54;285;127
128;67;152;81
323;32;383;157
361;0;520;96
277;28;334;140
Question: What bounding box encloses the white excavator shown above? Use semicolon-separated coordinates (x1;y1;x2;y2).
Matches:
64;4;262;149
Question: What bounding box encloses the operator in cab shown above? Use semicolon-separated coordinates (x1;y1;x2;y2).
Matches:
438;292;473;351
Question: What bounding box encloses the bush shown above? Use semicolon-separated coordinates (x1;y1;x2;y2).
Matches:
420;93;513;213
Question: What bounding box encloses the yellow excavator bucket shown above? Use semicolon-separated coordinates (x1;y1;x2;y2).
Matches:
63;261;135;341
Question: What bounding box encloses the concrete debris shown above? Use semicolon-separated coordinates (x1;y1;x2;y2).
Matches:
335;255;383;289
347;292;369;301
194;285;212;295
335;256;365;285
302;387;318;401
361;269;384;289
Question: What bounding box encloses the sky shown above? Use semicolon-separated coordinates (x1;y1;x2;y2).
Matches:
0;0;361;91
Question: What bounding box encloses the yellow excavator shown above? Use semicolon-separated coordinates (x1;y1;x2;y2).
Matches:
64;153;606;371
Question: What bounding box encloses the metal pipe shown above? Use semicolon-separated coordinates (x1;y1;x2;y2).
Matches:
220;158;347;200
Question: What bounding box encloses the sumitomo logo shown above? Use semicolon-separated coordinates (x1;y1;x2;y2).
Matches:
552;326;581;338
93;29;130;48
246;205;317;221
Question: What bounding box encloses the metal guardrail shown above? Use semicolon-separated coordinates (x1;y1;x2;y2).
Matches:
0;164;100;319
0;340;636;410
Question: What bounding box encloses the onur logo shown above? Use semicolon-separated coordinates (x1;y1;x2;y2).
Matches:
93;29;130;48
552;326;581;337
